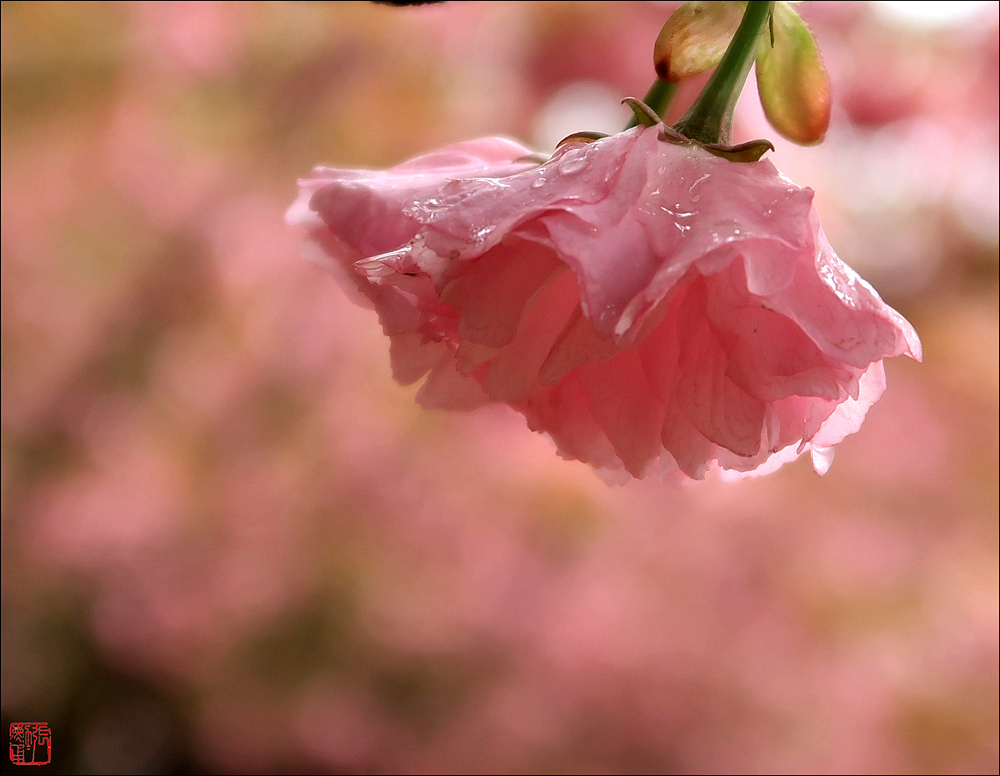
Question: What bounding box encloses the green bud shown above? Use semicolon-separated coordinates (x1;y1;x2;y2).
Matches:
755;1;831;145
653;1;746;82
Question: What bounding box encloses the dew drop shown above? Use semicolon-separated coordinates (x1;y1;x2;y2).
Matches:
689;173;711;193
559;157;587;175
472;225;495;243
531;177;546;189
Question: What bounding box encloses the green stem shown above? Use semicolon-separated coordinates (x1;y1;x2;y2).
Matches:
672;0;773;145
625;79;678;129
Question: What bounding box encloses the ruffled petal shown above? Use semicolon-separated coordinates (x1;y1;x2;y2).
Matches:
441;237;563;348
479;268;580;402
574;350;667;478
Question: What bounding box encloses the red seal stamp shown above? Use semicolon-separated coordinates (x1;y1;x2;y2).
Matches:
9;723;51;766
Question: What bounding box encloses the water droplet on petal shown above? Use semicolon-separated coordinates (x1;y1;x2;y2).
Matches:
559;157;587;175
689;173;711;193
531;177;546;189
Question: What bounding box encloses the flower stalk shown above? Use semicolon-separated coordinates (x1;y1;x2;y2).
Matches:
672;0;773;145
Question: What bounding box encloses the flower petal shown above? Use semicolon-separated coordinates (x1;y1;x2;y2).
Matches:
441;237;563;348
574;350;667;478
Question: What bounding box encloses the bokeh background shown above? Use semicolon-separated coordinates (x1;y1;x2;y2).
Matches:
2;1;997;773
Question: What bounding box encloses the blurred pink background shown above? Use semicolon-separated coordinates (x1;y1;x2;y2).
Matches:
2;1;997;773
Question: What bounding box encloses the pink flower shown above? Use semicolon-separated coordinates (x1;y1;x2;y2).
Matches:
288;126;921;480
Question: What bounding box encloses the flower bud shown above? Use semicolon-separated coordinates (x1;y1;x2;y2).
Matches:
653;1;745;82
755;1;831;145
